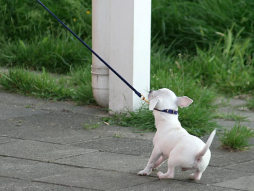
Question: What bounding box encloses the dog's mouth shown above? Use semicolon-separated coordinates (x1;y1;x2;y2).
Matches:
148;90;154;100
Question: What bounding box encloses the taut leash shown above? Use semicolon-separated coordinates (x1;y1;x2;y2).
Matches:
37;0;149;104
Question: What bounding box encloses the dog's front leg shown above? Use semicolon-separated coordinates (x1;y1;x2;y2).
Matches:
138;147;162;176
152;156;166;169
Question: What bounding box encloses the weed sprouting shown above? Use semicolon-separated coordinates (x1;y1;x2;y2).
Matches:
218;123;254;151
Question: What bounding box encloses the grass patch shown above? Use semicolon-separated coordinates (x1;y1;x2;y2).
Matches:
152;0;254;53
82;121;101;130
103;105;155;132
0;67;71;100
0;66;95;104
246;98;254;110
218;123;254;151
0;35;92;73
214;112;249;122
154;30;254;95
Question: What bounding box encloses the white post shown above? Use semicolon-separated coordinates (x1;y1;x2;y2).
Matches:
92;0;151;112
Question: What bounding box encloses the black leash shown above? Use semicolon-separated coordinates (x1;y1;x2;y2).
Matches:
36;0;149;104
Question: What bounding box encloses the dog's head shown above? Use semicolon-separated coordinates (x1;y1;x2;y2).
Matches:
148;88;193;111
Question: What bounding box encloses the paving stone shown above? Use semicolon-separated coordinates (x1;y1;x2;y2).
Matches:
0;177;90;191
0;140;97;162
0;89;108;117
55;151;147;173
225;161;254;173
0;90;48;107
0;123;103;144
120;179;238;191
1;112;101;130
209;147;254;167
0;104;48;120
36;101;108;117
73;137;153;157
213;175;254;191
0;156;73;180
0;136;18;144
35;168;156;190
0;115;150;144
148;165;254;185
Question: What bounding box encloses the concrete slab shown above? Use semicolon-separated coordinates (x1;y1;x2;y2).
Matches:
0;90;48;107
0;103;49;120
147;165;254;185
0;115;151;144
209;146;254;167
0;140;97;162
0;89;108;117
225;161;254;173
213;175;254;191
0;177;90;191
36;101;108;117
92;125;154;141
0;156;73;180
0;124;104;144
73;137;153;157
0;136;18;144
35;168;156;190
55;151;147;173
0;112;102;136
120;179;237;191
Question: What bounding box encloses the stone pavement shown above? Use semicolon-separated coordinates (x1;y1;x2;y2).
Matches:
0;87;254;191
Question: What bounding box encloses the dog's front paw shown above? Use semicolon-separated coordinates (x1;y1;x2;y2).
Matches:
138;170;150;176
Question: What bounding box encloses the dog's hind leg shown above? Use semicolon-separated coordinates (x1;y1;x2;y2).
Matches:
189;170;203;181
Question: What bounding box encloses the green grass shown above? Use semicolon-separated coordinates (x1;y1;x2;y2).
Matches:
218;123;254;151
152;30;254;95
246;98;254;110
0;0;92;73
82;121;101;130
151;0;254;53
214;112;249;122
0;0;91;42
0;66;95;104
0;34;92;73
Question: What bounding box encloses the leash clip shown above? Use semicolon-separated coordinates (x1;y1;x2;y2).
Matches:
141;94;149;104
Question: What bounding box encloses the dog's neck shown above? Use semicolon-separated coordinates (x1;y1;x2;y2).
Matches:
153;109;182;130
154;108;178;115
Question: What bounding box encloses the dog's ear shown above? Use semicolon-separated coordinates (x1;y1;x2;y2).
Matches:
149;98;159;110
176;96;193;108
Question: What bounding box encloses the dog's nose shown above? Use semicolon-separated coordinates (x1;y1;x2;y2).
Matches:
149;90;153;93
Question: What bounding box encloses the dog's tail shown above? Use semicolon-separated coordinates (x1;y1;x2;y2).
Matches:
196;129;216;159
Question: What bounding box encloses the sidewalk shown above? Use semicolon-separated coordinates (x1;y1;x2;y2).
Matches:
0;87;253;191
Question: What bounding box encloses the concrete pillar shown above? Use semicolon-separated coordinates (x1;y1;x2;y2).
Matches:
92;0;151;112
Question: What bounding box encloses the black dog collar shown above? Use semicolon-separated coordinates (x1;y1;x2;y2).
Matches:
154;108;178;115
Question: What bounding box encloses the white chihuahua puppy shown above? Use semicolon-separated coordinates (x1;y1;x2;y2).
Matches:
138;88;216;181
